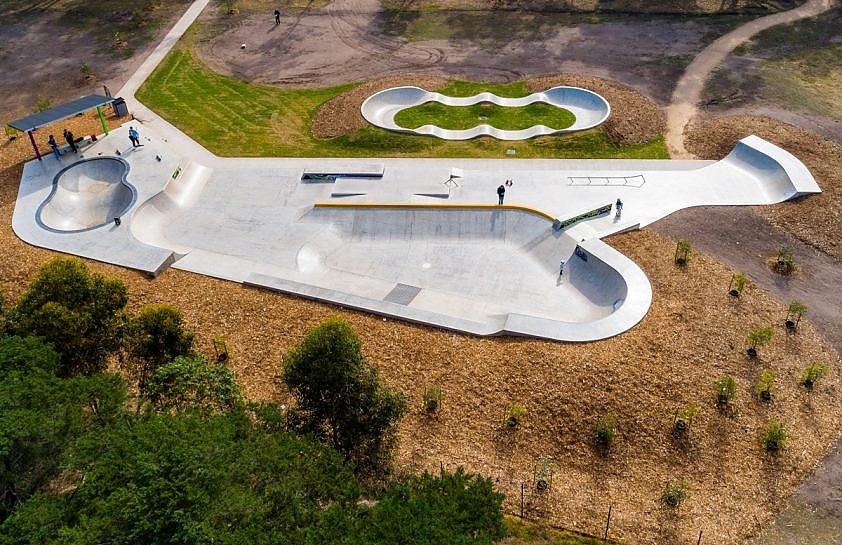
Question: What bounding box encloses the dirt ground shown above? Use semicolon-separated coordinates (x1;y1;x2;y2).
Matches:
0;2;193;123
196;0;749;103
1;1;842;544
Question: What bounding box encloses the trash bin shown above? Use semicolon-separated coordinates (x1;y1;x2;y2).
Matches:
112;98;128;117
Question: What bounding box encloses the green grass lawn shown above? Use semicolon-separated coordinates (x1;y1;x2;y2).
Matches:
394;101;576;131
136;36;667;159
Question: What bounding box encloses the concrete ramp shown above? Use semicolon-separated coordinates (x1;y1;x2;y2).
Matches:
361;86;610;140
131;160;212;255
37;157;136;232
720;134;821;201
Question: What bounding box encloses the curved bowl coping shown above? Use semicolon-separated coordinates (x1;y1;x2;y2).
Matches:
360;85;611;140
266;203;651;342
36;157;137;233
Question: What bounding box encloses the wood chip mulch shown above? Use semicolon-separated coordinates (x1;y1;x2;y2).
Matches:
685;115;842;261
1;112;840;545
311;73;665;146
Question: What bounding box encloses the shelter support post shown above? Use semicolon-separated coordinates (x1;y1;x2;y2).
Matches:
27;131;42;161
97;106;108;136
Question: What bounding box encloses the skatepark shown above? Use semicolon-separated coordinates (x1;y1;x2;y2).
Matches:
12;115;820;341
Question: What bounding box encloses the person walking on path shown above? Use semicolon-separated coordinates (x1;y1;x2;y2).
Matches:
274;8;281;24
615;198;623;219
128;126;140;147
497;184;506;205
63;129;78;153
48;135;60;159
559;259;565;277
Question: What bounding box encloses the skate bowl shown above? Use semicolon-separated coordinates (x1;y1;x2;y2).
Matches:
360;86;611;140
246;203;651;342
37;157;136;233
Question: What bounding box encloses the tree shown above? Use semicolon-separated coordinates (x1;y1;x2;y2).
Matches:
144;355;242;413
344;467;506;545
0;335;59;378
7;258;127;376
282;317;407;473
0;337;126;521
122;304;194;393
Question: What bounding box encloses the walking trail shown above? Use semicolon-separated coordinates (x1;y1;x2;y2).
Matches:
664;0;837;158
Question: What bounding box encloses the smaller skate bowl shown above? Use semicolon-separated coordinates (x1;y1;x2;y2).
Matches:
361;86;610;140
37;157;136;233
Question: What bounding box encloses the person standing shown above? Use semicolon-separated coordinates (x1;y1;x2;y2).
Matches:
128;126;140;147
48;135;60;159
64;129;78;153
497;184;505;205
274;8;281;24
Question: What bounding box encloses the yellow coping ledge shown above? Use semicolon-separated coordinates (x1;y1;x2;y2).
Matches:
312;202;557;222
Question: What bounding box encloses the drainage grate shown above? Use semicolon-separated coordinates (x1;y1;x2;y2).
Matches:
383;283;421;305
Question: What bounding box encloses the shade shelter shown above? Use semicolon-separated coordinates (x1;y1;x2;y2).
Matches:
8;95;117;160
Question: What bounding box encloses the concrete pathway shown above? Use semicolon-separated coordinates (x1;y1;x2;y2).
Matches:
665;0;838;158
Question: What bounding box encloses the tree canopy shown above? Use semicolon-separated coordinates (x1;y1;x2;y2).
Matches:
282;317;407;474
122;304;195;392
6;258;127;376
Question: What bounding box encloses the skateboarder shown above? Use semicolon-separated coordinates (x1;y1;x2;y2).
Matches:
497;184;505;205
128;126;140;147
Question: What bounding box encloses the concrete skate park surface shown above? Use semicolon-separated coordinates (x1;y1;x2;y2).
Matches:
361;86;610;140
13;121;820;342
37;157;137;233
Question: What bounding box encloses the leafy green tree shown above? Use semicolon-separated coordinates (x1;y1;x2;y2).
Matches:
0;335;59;378
282;318;407;474
144;355;242;413
1;409;361;545
122;304;194;393
7;258;127;376
0;337;126;521
351;467;506;545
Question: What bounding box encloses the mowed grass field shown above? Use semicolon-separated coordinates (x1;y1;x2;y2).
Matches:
135;36;667;159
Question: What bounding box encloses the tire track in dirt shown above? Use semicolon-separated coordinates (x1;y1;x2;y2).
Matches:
326;0;446;70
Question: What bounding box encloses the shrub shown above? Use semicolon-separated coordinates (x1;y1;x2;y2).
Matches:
755;368;776;401
786;300;808;330
774;246;796;275
802;362;828;389
746;326;774;357
505;404;527;428
674;404;698;434
423;385;442;413
715;375;737;406
761;421;789;452
595;415;616;448
122;304;194;393
145;355;243;413
661;481;689;507
729;273;747;296
674;240;692;266
33;96;53;113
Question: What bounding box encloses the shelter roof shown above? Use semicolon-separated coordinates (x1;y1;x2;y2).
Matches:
9;95;115;132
